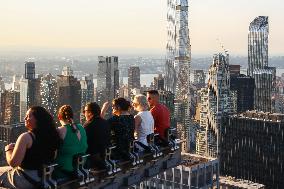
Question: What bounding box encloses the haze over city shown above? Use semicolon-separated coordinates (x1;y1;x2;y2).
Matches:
0;0;283;55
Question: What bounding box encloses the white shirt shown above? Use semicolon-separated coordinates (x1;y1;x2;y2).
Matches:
135;111;154;146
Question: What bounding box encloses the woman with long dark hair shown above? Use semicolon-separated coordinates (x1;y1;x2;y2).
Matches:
55;105;87;178
0;106;61;189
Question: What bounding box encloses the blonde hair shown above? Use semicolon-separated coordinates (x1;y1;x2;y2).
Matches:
134;94;149;109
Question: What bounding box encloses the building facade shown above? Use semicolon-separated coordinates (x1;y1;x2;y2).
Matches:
153;74;165;90
230;75;255;113
248;16;274;112
253;69;273;112
207;53;236;157
0;90;20;125
57;66;81;122
19;62;41;121
220;111;284;189
96;56;119;106
40;73;58;118
80;74;94;108
128;66;140;91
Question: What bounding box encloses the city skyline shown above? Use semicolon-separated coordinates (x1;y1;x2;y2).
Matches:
0;0;283;55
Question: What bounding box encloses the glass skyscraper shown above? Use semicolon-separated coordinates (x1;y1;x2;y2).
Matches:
248;16;273;112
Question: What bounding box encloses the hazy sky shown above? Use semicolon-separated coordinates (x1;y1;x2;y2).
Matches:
0;0;283;55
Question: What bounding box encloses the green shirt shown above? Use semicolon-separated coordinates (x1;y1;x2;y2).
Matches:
55;123;88;178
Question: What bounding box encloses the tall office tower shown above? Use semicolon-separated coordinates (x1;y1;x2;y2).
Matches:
230;75;255;113
96;56;119;106
207;53;236;157
40;73;58;118
57;66;81;122
24;61;35;79
12;75;20;91
248;16;269;77
62;66;73;76
153;74;165;90
19;62;41;121
80;74;94;108
0;90;20;125
174;0;191;153
128;66;140;92
19;76;28;121
165;0;176;93
220;111;284;189
248;16;274;112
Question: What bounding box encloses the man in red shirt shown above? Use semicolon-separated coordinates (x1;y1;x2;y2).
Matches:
146;90;170;139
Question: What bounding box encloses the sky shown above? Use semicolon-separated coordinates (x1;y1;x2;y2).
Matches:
0;0;283;56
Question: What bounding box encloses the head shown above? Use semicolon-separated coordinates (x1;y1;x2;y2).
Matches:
132;94;149;111
26;106;61;152
146;90;159;107
84;102;101;121
58;105;74;124
112;97;131;116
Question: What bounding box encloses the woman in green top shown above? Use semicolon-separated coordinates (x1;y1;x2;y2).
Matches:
55;105;88;178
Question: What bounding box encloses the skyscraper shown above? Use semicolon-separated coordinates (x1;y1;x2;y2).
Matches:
80;74;94;108
248;16;274;112
128;66;140;92
25;61;35;80
248;16;269;77
164;0;191;153
0;90;20;125
19;62;41;121
57;66;81;122
153;74;165;90
40;73;58;118
96;56;119;106
165;0;176;93
207;53;236;157
12;75;20;91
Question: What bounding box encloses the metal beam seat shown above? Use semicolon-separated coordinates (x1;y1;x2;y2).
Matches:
146;133;163;158
165;128;180;151
104;146;121;175
40;154;95;189
128;140;143;166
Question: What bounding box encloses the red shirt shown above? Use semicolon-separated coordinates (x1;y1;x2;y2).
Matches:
150;103;170;139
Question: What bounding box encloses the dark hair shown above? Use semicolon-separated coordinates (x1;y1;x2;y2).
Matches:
112;97;131;111
147;90;159;96
58;105;78;133
29;106;61;156
85;102;101;116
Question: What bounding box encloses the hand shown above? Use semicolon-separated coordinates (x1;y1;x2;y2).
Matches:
102;101;110;109
5;143;15;152
100;101;110;118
